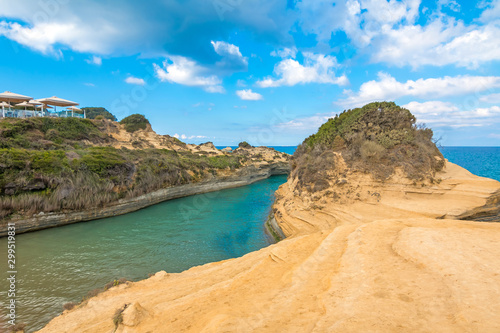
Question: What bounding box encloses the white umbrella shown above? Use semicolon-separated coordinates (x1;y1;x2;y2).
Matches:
67;106;82;118
36;96;79;117
29;100;44;116
15;101;37;117
0;91;32;117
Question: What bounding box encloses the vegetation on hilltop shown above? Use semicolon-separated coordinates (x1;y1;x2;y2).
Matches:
0;117;113;150
119;114;150;133
82;107;117;121
238;141;253;148
292;102;444;192
0;116;251;221
0;146;246;220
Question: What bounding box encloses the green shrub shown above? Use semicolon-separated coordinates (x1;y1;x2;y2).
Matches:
293;102;444;188
82;107;117;121
238;141;252;148
119;114;150;133
76;147;127;176
0;117;111;149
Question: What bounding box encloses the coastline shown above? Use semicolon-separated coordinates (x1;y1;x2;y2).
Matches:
0;162;290;237
38;161;500;333
264;212;286;242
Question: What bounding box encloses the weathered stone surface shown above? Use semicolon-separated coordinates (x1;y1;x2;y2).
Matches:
38;161;500;333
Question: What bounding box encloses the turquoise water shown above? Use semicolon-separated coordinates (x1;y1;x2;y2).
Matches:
440;147;500;182
0;174;288;332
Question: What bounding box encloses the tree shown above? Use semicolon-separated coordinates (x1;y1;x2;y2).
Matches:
82;107;117;121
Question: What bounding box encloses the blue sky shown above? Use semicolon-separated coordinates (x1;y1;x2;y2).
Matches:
0;0;499;146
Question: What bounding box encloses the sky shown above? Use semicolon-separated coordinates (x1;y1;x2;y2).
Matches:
0;0;499;146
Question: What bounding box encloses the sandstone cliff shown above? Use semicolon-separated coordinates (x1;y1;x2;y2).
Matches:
38;103;500;332
37;160;500;333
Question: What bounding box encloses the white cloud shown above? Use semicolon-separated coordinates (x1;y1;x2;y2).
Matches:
480;92;500;104
297;0;421;46
211;40;248;70
403;101;500;128
125;76;145;85
480;0;500;22
236;89;263;101
257;52;348;88
438;0;461;12
154;56;224;93
373;20;500;69
83;82;95;87
296;0;500;69
271;47;297;59
211;41;244;60
0;21;120;55
0;0;295;58
339;73;500;107
173;133;208;140
204;85;226;94
85;55;102;66
275;113;335;132
403;101;458;116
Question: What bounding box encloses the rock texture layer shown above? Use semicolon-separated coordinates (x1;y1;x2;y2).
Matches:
39;161;500;333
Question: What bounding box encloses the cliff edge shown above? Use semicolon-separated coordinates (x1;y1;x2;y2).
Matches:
39;103;500;332
0;117;290;235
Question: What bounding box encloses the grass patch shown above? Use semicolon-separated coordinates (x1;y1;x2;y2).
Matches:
0;117;112;150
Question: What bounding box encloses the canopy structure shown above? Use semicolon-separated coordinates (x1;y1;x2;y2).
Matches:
67;106;84;118
16;101;41;117
0;91;32;117
36;96;78;107
37;96;79;117
29;100;45;116
16;102;34;115
15;101;36;108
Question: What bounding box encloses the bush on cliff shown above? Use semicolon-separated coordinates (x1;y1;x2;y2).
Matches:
119;114;150;133
238;141;253;148
82;107;117;121
292;102;444;191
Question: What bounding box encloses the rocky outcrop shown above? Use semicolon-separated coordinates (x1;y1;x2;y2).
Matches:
38;160;500;333
34;103;500;332
187;141;222;155
1;160;289;237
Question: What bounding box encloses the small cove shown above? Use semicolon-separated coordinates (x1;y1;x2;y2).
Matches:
0;174;288;332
